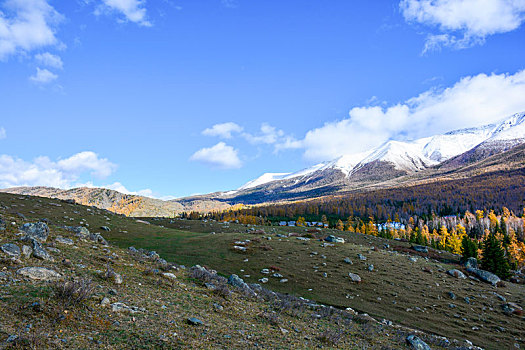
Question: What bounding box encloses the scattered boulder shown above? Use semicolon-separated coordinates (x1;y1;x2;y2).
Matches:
447;269;466;279
348;273;361;283
30;240;53;261
259;277;268;283
368;264;374;272
467;267;501;286
233;246;247;252
412;245;428;253
227;274;248;289
100;297;110;307
343;257;353;265
100;226;111;231
406;335;431;350
20;222;49;242
357;254;367;261
325;235;344;243
1;243;20;257
17;267;61;281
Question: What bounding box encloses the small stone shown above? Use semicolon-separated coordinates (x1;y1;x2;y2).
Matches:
447;291;456;300
343;257;353;264
100;297;110;306
357;254;367;261
368;264;374;272
348;272;361;283
259;277;268;283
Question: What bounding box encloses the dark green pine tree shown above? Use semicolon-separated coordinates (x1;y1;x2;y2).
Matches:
481;232;511;279
460;235;478;262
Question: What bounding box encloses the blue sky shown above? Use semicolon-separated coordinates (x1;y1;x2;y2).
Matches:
1;0;525;198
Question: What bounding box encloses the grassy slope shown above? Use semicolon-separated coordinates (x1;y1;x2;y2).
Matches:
1;193;523;349
0;192;448;350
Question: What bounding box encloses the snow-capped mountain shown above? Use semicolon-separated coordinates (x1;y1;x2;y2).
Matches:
238;112;525;191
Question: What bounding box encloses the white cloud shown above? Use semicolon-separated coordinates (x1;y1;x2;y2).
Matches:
97;0;151;26
278;70;525;161
0;151;118;189
0;127;6;139
400;0;525;51
29;67;57;84
0;0;63;60
190;142;242;169
35;52;62;69
242;123;285;145
202;122;243;139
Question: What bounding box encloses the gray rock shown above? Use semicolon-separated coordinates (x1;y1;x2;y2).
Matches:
501;302;523;315
162;272;177;280
357;254;367;261
447;269;466;279
406;335;431;350
31;240;53;261
495;293;506;302
368;264;374;272
227;274;248;289
55;236;74;245
111;302;142;313
467;267;501;286
259;277;269;283
100;226;111;231
187;317;204;326
1;243;20;257
464;257;478;269
325;235;344;243
343;257;353;264
22;245;32;259
17;267;61;281
20;222;49;242
412;245;428;253
348;272;361;283
90;233;108;245
67;226;90;239
447;291;456;300
272;273;283;278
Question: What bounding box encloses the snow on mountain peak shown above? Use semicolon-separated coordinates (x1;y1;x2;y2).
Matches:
237;111;525;191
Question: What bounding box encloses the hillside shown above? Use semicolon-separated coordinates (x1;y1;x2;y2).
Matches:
0;192;482;349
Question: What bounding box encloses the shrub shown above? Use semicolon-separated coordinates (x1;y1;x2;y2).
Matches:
317;329;344;345
54;278;95;305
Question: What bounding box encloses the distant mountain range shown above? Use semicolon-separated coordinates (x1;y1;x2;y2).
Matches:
3;112;525;216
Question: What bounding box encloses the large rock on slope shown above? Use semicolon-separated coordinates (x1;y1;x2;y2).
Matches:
20;222;49;242
17;267;61;281
467;267;500;286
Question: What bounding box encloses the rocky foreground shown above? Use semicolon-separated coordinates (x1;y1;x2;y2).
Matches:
0;195;518;349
